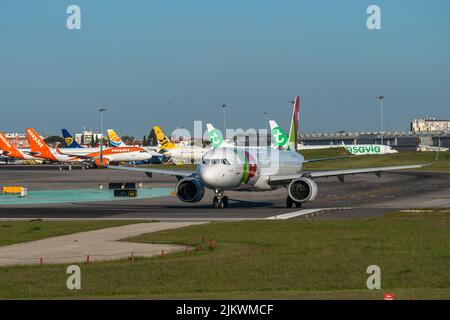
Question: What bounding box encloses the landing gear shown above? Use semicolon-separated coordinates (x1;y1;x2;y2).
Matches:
213;189;229;209
286;196;302;208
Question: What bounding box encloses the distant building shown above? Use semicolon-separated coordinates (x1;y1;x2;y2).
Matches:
74;131;103;146
3;133;42;148
411;117;450;132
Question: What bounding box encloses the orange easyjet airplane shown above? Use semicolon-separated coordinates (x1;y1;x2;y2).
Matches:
25;128;156;165
0;130;44;161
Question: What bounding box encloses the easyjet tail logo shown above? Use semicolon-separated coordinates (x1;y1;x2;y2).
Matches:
27;129;44;148
0;133;13;149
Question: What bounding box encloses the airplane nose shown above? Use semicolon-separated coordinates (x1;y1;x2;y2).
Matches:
198;165;218;187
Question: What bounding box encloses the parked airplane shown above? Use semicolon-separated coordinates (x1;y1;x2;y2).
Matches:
154;126;208;162
108;97;429;209
269;121;398;155
62;129;84;148
268;96;398;155
0;130;44;162
107;129;127;147
26;128;86;163
27;128;156;165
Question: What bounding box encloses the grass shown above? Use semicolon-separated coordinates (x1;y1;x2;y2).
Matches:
303;150;450;172
0;220;144;247
1;210;450;299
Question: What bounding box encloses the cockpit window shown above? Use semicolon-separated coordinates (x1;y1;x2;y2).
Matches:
201;158;230;165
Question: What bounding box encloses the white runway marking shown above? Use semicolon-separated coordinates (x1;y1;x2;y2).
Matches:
265;208;326;220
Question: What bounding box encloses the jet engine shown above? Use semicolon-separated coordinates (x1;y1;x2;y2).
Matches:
288;178;318;202
176;178;205;203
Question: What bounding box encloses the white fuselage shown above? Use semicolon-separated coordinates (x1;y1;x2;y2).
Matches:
163;146;209;162
2;148;45;161
298;144;397;155
197;147;304;191
61;147;155;162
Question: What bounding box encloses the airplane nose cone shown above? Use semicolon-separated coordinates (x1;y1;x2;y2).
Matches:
198;165;218;188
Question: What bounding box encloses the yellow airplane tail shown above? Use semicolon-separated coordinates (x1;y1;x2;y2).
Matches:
153;126;175;149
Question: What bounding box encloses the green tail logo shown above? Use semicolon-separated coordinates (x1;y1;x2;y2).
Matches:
209;129;224;148
271;127;288;147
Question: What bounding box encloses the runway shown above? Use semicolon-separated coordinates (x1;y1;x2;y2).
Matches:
0;167;449;220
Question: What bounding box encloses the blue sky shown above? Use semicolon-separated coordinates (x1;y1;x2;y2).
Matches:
0;0;449;137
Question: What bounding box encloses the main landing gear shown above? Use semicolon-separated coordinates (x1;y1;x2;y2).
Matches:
213;189;229;209
286;196;303;208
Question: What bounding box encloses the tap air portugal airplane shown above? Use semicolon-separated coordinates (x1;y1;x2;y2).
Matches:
0;130;44;161
107;96;430;209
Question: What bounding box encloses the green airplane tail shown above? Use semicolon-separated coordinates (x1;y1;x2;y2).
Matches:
269;96;300;151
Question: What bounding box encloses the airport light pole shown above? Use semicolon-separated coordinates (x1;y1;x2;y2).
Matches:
98;108;107;161
264;111;270;146
377;96;385;145
221;104;227;139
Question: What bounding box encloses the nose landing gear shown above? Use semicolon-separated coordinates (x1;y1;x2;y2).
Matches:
213;189;229;209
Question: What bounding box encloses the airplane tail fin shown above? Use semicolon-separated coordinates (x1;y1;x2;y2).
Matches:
153;126;175;149
0;131;24;159
269;120;289;149
287;96;300;152
206;123;235;148
206;123;225;148
26;128;53;159
62;129;83;148
107;129;127;147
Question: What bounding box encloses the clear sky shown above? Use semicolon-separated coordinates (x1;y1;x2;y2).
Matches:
0;0;449;137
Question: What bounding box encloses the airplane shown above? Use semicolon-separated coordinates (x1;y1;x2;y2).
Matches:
27;128;157;165
62;129;84;148
205;124;235;148
268;96;398;155
154;125;209;163
0;130;44;162
26;128;86;163
107;96;429;209
269;121;398;155
107;129;127;147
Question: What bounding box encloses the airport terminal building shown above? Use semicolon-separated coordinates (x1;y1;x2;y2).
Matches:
233;130;450;150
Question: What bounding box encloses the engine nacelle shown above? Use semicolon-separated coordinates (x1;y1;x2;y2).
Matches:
288;178;318;202
176;178;205;203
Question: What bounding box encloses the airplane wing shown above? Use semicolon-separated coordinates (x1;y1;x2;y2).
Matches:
107;165;196;178
269;163;431;184
303;156;355;163
307;163;431;178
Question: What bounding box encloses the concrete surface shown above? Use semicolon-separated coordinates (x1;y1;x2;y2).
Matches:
0;222;205;266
